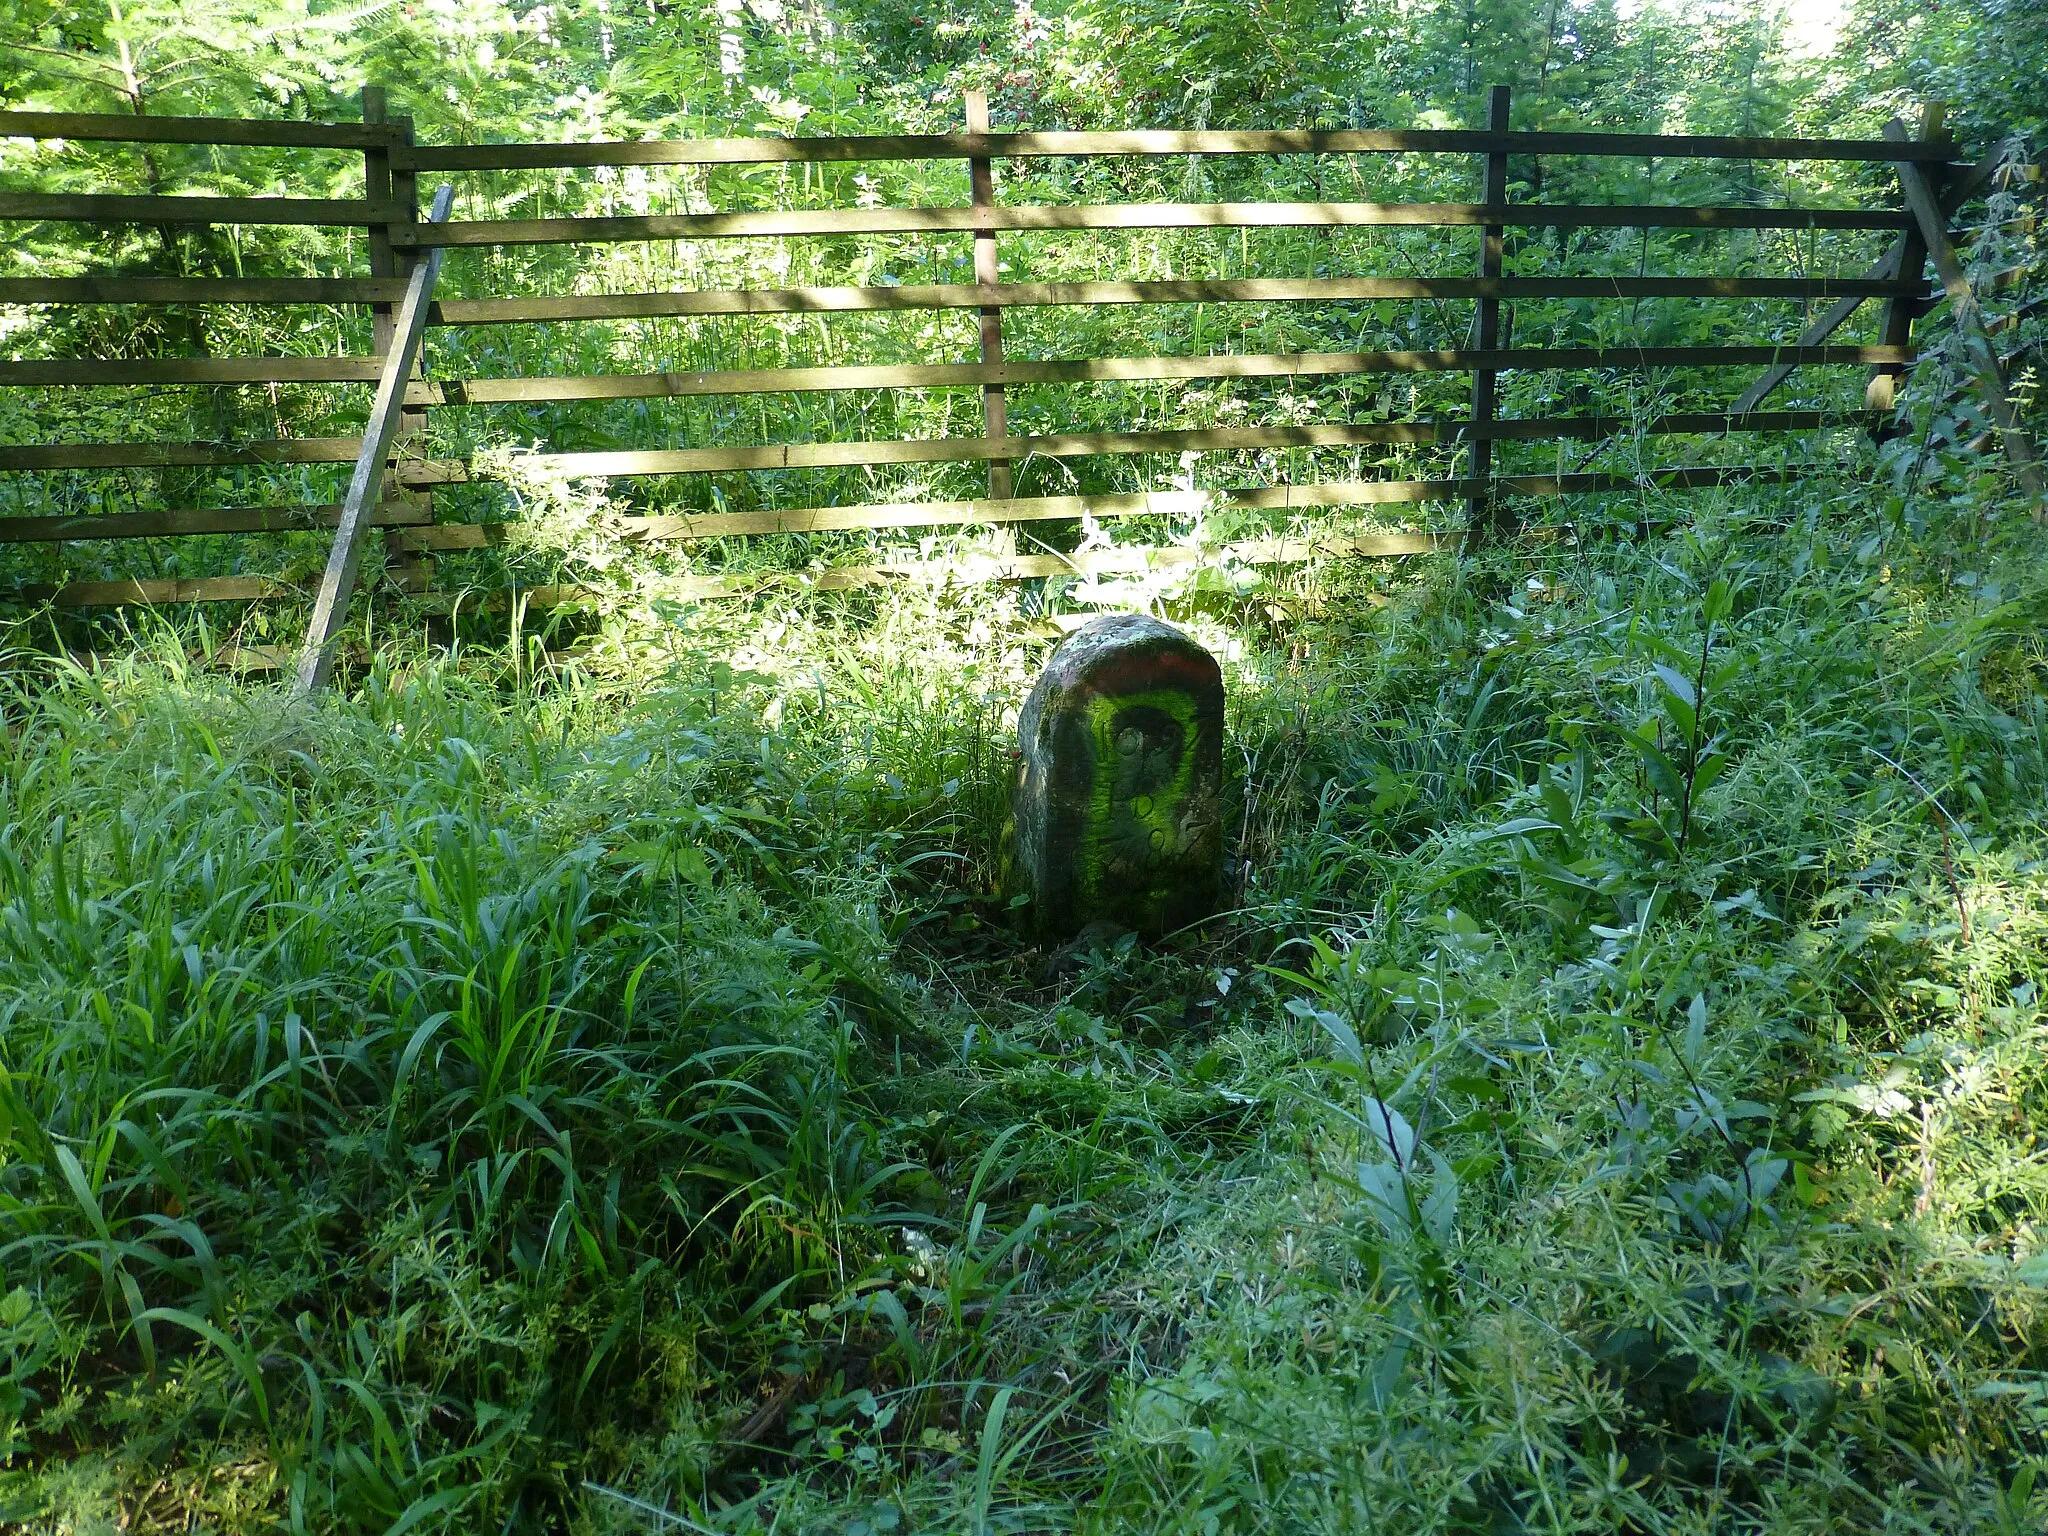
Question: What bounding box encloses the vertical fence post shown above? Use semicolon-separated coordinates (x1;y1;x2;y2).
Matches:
361;87;434;592
386;102;437;593
362;87;396;360
294;184;455;698
964;91;1013;503
1866;102;1941;425
1464;84;1511;549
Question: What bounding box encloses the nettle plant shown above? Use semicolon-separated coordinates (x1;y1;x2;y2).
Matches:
1604;575;1742;861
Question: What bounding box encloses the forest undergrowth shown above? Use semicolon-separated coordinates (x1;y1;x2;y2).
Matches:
2;473;2047;1535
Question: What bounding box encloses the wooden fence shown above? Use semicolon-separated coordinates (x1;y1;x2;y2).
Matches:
1;89;2042;668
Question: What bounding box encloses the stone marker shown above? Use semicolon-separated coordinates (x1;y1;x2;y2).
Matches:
1009;614;1225;940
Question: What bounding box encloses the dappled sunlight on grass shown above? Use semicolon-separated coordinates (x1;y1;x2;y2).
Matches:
1;469;2046;1531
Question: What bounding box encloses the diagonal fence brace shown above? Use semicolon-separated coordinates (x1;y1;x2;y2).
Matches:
1728;126;2026;420
1883;118;2045;508
292;182;454;697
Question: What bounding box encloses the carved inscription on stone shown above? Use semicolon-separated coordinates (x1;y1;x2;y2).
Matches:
1008;615;1224;940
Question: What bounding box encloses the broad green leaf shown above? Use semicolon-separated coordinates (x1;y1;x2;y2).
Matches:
1652;663;1697;709
1624;726;1687;802
1657;689;1699;749
1473;817;1561;843
1361;1098;1416;1166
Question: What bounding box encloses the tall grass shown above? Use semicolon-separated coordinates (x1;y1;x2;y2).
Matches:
2;464;2046;1530
0;597;1022;1528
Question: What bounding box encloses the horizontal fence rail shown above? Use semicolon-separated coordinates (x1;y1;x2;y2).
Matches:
0;277;410;305
0;502;427;543
0;111;1964;161
413;273;1919;320
0;192;405;226
0;437;369;470
1;91;2040;620
381;203;1912;248
507;468;1807;541
396;346;1913;400
0;410;1890;477
402;413;1882;479
394;129;1965;170
0;345;1918;393
0;273;1927;316
0;110;393;149
2;469;1805;605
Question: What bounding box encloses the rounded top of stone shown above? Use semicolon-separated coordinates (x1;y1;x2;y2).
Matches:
1049;612;1212;675
1019;612;1222;744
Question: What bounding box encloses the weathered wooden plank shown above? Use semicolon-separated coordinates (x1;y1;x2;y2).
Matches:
489;423;1444;476
427;273;1920;324
1979;263;2037;298
1467;85;1512;545
0;357;381;386
0;401;1884;478
0;437;365;469
13;534;1444;604
392;200;1910;246
10;463;1799;606
623;482;1445;539
388;458;468;486
1734;120;2022;417
1733;243;1906;414
0;501;431;543
1494;466;1800;494
397;522;509;550
1483;408;1875;440
399;133;973;171
696;531;1457;591
1886;119;2045;503
14;575;288;606
46;643;293;672
407;345;1912;407
1946;137;2033;206
398;128;1954;172
367;91;434;599
0;277;406;306
1987;289;2048;338
0;193;405;227
965;91;1011;499
0;110;393;150
214;644;296;670
592;465;1795;539
293;183;455;696
363;86;402;389
1869;107;1947;416
382;410;1872;485
0;273;1918;323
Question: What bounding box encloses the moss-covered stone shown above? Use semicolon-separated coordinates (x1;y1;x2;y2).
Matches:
1009;614;1224;940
